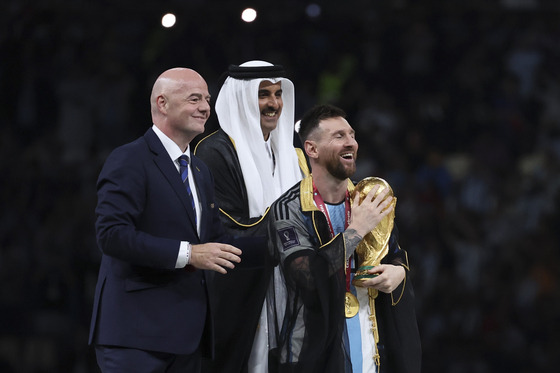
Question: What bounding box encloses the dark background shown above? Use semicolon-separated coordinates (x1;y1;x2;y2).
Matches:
1;0;559;372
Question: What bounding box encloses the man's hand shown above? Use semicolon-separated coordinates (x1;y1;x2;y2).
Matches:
348;185;393;238
360;264;405;293
190;243;242;274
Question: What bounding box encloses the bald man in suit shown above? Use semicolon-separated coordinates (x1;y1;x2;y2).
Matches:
89;67;259;372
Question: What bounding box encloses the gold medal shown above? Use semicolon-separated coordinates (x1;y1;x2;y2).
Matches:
345;291;359;318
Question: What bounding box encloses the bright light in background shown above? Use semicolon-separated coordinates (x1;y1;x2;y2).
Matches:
161;13;176;28
241;8;257;23
306;4;321;18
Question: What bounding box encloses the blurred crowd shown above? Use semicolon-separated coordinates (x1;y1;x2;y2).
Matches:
1;1;559;372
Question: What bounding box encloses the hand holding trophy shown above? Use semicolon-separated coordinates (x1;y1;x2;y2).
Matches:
349;176;397;348
351;176;396;287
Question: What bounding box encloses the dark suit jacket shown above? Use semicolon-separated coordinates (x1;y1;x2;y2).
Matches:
88;128;230;357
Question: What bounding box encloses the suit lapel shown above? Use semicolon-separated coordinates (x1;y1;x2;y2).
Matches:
144;129;199;234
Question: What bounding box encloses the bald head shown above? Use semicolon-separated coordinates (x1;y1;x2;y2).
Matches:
150;68;207;118
150;67;211;151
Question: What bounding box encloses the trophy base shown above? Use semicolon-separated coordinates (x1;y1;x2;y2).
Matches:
352;266;378;287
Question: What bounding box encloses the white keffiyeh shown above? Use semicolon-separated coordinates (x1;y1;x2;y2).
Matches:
215;60;302;218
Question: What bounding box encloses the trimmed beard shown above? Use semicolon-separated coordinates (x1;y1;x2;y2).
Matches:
327;158;356;181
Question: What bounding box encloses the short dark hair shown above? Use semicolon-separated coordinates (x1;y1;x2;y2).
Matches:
298;104;347;142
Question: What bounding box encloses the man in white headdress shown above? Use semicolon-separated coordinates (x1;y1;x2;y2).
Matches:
195;60;308;373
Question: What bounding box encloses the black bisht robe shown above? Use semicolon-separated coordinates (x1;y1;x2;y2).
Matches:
266;178;422;373
196;129;271;373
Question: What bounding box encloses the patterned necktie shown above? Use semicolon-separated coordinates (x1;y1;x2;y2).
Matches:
178;155;197;223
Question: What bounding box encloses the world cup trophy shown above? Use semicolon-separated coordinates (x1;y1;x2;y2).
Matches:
351;176;396;287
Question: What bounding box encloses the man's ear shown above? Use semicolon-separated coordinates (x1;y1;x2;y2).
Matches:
304;140;318;159
156;95;167;114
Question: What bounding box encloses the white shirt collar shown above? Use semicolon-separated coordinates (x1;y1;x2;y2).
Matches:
152;125;191;162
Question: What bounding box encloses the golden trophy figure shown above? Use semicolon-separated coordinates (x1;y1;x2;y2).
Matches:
351;176;396;286
349;176;396;359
